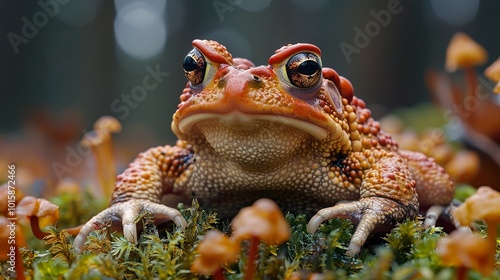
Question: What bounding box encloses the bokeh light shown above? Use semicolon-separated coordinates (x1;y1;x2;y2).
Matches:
430;0;479;27
114;0;167;60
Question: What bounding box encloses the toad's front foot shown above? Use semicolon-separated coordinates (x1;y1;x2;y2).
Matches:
73;199;187;253
307;197;417;257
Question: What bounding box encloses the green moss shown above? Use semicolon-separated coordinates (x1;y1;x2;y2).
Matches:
50;189;108;228
391;103;448;132
3;192;500;280
454;184;478;202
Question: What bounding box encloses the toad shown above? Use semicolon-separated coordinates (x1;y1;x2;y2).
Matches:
74;40;454;256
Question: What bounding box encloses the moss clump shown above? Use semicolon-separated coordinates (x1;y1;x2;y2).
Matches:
2;193;500;279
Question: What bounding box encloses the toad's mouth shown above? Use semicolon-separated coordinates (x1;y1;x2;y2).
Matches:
174;110;329;140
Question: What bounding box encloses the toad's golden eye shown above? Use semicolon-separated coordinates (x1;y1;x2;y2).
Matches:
285;52;322;88
183;48;206;85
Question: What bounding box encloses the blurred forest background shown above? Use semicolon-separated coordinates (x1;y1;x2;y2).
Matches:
1;0;500;196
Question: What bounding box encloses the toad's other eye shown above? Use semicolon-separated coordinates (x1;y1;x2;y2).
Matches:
286;52;322;88
183;48;206;85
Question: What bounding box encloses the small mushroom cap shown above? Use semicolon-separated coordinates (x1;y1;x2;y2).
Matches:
436;230;493;276
445;32;487;72
191;230;240;275
94;116;122;134
231;198;290;245
16;196;60;228
485;58;500;94
81;116;122;147
453;186;500;226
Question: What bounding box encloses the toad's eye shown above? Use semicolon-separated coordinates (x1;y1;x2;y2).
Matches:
286;52;321;88
183;48;206;85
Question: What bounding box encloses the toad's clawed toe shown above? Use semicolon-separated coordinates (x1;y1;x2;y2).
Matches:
307;197;417;256
73;199;187;253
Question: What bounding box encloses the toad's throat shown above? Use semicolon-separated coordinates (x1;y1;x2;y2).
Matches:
177;110;329;140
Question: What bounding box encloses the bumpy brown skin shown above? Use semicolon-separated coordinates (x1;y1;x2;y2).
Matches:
74;40;454;256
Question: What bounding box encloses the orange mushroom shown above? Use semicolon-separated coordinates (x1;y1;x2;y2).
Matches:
191;230;240;280
452;186;500;275
436;230;492;279
445;32;487;99
0;184;59;238
81;116;121;197
0;184;59;280
231;198;290;280
444;150;480;183
0;216;26;280
485;57;500;94
453;185;500;228
231;198;290;245
437;33;500;169
446;33;488;72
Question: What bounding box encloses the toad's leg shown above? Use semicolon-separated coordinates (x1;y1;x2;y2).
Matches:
398;150;455;227
73;142;194;252
308;153;419;257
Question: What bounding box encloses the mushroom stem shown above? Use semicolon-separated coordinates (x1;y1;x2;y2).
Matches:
487;222;497;247
486;221;498;263
66;224;84;236
465;68;478;99
456;266;468;280
213;268;226;280
30;216;49;239
82;116;121;198
12;226;27;280
244;236;260;280
97;135;117;197
13;245;26;280
88;133;116;198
